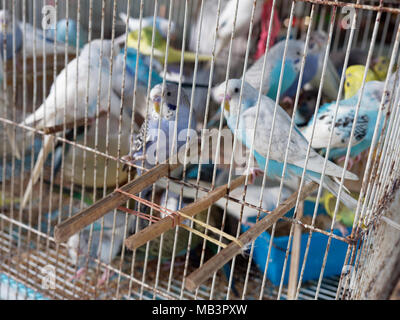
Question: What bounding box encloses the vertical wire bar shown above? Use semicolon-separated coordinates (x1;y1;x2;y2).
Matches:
377;10;391;58
115;0;134;299
25;0;38;291
205;0;244;300
247;3;298;300
314;1;384;299
237;0;282;300
70;0;93;299
164;0;191;294
127;0;146;300
360;0;374;50
178;0;209;299
94;0;118;293
1;0;10;300
137;0;162;300
79;0;107;295
295;1;355;300
274;4;318;300
192;0;223;301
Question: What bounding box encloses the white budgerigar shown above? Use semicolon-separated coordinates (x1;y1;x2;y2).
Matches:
19;39;120;208
215;0;264;57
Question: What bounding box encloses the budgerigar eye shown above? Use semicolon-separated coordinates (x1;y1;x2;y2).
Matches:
167;91;171;96
234;87;239;93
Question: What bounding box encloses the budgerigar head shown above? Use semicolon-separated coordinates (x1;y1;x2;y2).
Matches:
308;30;328;53
150;83;189;121
371;56;391;81
344;65;379;99
0;10;12;32
156;18;177;39
274;40;305;73
354;81;391;109
214;79;257;118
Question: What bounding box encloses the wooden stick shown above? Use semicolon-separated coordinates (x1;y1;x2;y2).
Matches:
42;111;108;134
54;131;216;243
124;175;248;250
54;160;180;243
287;200;304;300
184;182;319;292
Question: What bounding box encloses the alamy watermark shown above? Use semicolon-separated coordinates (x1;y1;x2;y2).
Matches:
341;6;357;30
41;4;56;30
41;265;56;290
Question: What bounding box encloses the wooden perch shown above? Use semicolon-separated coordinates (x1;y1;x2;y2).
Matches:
42;111;108;134
54;131;214;243
54;160;180;242
124;174;248;251
287;200;304;300
184;181;319;292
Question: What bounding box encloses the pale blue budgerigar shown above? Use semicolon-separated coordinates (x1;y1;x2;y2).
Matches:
244;38;318;101
119;12;176;40
0;9;22;59
208;38;317;128
122;83;197;186
0;10;78;58
301;81;392;166
216;79;359;210
67;209;136;287
19;39;120;208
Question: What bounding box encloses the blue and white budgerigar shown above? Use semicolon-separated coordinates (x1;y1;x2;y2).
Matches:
122;82;197;180
216;79;359;210
19;39;120;208
119;12;176;40
301;81;391;166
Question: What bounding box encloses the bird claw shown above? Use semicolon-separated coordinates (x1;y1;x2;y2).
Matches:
337;156;355;170
96;269;113;287
247;167;264;184
335;222;349;237
121;154;146;171
69;267;87;282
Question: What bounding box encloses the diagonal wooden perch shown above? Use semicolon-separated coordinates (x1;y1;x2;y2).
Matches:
184;181;319;292
54;131;216;243
124;174;248;251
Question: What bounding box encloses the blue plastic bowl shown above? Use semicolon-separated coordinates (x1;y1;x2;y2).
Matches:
241;200;350;286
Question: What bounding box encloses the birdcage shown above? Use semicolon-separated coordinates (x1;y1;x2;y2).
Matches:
0;0;400;301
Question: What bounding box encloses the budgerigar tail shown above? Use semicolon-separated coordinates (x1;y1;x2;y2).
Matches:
6;125;21;159
182;50;212;62
310;174;358;210
21;135;55;208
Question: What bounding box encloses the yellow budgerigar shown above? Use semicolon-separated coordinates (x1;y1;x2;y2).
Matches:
344;65;379;99
127;26;212;64
371;56;391;81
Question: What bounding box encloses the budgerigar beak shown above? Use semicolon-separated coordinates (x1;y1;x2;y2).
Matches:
153;96;161;114
154;102;160;114
219;94;231;113
224;100;230;112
